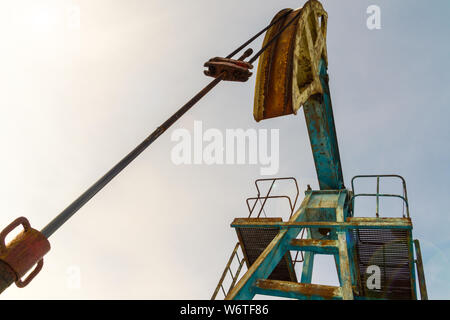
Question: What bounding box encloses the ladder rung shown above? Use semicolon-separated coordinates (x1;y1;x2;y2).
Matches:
255;279;342;300
289;239;338;254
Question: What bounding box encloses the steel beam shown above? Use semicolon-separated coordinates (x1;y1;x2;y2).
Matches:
300;229;315;286
231;219;413;230
289;239;338;254
303;59;344;190
255;279;342;300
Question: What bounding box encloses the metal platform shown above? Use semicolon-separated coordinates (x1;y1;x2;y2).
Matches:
350;175;418;300
351;227;415;300
235;218;297;282
215;176;427;300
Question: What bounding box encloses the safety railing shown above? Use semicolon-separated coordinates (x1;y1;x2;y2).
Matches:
246;177;299;219
246;177;305;265
351;175;409;218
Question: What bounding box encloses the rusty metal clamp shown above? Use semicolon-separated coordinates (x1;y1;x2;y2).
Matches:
204;57;253;82
0;217;50;288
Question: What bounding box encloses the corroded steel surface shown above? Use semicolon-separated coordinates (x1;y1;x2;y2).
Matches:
0;217;50;288
0;260;16;294
253;8;297;121
255;279;342;300
204;57;253;82
231;218;413;230
253;0;328;121
337;231;353;299
289;239;337;254
302;58;344;190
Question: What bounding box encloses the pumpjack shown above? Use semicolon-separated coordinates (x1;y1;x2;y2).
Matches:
0;0;427;300
211;1;428;300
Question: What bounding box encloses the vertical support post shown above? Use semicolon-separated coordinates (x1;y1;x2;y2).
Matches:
408;231;418;300
376;176;380;217
337;232;353;300
335;191;353;300
345;230;361;294
414;240;428;300
300;229;315;284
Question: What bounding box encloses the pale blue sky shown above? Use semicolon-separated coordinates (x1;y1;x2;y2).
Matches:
0;0;448;299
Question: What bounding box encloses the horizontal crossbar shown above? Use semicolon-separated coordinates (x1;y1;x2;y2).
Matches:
288;239;339;254
254;279;342;300
231;217;412;230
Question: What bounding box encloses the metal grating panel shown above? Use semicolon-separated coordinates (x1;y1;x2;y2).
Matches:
236;219;296;282
351;228;414;300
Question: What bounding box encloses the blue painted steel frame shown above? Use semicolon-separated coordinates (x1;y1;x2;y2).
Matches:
227;191;355;300
223;52;421;299
227;189;419;300
303;59;344;190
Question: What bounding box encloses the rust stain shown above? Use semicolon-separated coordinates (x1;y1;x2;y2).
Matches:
253;0;329;122
290;239;337;248
0;217;50;288
256;279;342;299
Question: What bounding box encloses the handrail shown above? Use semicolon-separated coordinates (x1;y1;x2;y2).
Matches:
351;194;410;218
351;175;409;218
351;175;407;193
244;177;304;270
246;196;294;218
247;177;300;219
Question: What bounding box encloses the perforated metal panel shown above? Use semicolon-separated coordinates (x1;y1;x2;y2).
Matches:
235;218;296;282
351;228;414;300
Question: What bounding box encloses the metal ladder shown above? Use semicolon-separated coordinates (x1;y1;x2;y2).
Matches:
211;242;246;300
